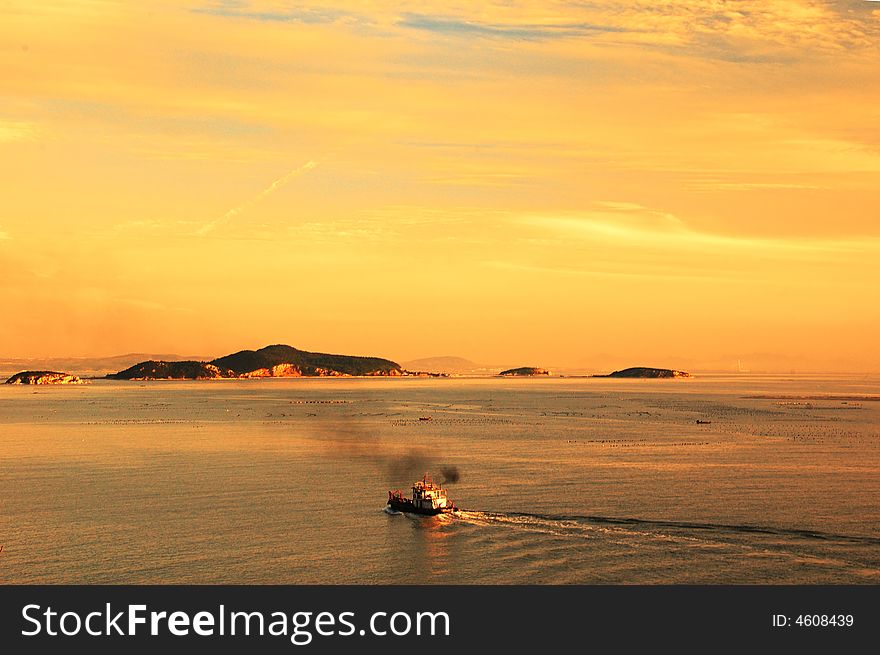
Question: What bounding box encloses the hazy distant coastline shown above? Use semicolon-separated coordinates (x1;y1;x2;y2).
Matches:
0;353;212;378
11;346;865;383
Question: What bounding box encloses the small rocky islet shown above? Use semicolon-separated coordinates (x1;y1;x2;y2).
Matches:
499;367;551;377
4;371;84;385
595;367;690;378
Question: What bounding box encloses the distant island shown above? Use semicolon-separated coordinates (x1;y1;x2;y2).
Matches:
499;367;550;377
595;367;690;378
108;344;404;380
5;371;84;385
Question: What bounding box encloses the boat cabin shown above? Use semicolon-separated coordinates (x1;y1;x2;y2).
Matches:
411;476;450;512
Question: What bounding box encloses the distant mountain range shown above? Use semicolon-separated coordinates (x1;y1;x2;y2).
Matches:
0;353;210;377
108;344;403;380
400;356;499;375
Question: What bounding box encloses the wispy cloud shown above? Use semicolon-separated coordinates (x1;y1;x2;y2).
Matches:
685;180;825;192
193;1;354;25
394;1;878;58
398;13;633;41
197;160;317;237
483;258;733;283
0;120;37;142
422;171;533;187
519;202;875;258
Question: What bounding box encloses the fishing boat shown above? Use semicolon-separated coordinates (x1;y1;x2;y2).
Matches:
387;475;457;515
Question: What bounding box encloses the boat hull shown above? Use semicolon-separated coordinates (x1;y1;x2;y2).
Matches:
387;499;453;516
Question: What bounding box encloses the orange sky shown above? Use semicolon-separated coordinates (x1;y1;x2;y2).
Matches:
1;1;879;371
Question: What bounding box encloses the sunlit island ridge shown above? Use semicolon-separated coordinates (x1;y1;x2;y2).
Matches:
499;367;551;377
594;367;690;379
105;344;417;380
4;371;85;385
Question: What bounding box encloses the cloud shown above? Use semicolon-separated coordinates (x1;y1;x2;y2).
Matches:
422;171;533;187
398;13;633;40
193;1;354;25
389;1;879;60
592;201;653;212
685;181;825;192
197;160;316;236
519;201;874;258
0;120;37;142
483;258;732;283
191;1;878;59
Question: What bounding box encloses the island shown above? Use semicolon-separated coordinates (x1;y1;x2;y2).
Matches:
499;367;550;377
108;361;229;380
108;344;404;380
5;370;84;385
595;367;690;378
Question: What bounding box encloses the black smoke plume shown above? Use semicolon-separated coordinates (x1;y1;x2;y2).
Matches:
440;465;460;484
313;420;460;486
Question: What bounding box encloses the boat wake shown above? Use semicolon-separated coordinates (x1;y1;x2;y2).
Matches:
453;510;880;546
382;508;880;580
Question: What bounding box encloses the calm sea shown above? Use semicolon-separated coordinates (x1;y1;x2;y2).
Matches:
1;375;878;583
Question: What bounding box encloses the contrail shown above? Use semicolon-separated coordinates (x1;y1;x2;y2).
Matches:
197;160;316;236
